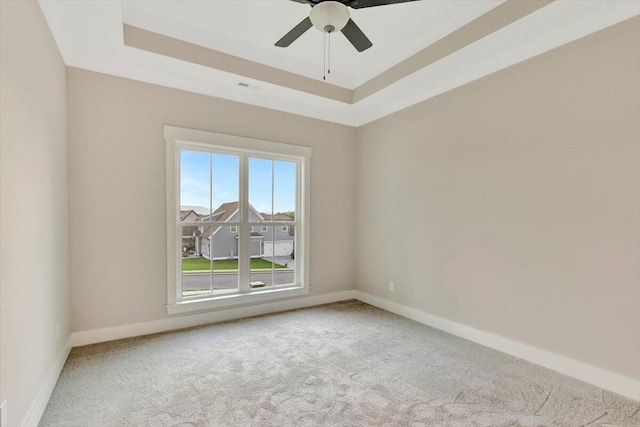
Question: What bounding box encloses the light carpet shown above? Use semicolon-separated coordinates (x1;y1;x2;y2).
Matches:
40;300;639;426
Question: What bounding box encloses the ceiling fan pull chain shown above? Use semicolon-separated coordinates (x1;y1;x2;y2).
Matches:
328;31;331;75
323;31;326;80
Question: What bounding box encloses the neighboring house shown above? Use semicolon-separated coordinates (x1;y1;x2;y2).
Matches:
261;213;296;256
257;212;295;258
181;202;294;260
180;209;201;256
180;209;201;222
180;205;211;216
181;209;201;237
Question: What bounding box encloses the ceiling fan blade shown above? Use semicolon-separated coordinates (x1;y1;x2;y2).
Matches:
348;0;420;9
275;17;313;47
341;19;372;52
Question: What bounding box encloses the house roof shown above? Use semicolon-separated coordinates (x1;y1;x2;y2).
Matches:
199;201;265;239
180;209;199;221
260;213;295;237
261;213;294;221
200;202;238;239
209;201;238;222
180;205;211;216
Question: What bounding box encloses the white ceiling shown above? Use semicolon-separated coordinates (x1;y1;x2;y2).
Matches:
121;0;504;89
39;0;640;127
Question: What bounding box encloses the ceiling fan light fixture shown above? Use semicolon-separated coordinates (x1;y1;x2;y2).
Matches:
309;1;350;33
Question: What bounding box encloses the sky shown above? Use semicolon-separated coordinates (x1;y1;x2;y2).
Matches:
180;150;296;214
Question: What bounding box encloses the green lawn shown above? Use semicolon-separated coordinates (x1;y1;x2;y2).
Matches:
182;257;286;271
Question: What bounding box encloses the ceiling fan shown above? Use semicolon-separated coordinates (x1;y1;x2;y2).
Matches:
275;0;420;53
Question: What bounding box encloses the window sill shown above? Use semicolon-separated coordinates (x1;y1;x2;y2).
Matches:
166;286;309;315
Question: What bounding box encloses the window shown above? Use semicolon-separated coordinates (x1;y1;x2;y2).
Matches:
166;126;311;314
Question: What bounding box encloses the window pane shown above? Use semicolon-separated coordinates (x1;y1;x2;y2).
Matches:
274;160;296;222
279;225;296;287
181;225;239;299
249;157;273;222
181;225;211;299
250;226;273;289
209;225;240;293
180;149;211;218
250;226;295;290
211;153;239;221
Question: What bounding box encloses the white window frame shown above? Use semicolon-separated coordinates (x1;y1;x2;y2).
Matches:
165;125;311;314
230;226;238;233
261;226;268;233
281;225;289;232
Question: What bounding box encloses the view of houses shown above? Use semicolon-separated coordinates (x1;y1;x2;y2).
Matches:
181;201;295;261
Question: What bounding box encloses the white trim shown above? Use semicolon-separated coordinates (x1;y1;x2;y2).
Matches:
354;291;640;401
166;126;311;313
229;226;237;233
164;126;312;158
23;290;639;424
260;226;268;233
168;286;308;314
238;151;250;292
70;290;355;347
21;339;72;427
166;131;180;307
300;154;310;290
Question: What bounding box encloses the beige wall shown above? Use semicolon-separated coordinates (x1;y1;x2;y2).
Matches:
2;4;637;421
355;18;640;379
0;1;70;426
67;68;356;331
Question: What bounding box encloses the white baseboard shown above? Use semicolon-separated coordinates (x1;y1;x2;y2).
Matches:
71;290;356;347
22;290;355;427
22;339;72;427
354;290;640;401
27;288;637;427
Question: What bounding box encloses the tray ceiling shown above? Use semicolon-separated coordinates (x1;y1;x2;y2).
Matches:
120;0;504;90
39;0;640;126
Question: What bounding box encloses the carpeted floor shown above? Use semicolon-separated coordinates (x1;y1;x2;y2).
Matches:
41;300;639;426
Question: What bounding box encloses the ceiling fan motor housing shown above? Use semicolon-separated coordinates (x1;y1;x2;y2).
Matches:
310;1;350;33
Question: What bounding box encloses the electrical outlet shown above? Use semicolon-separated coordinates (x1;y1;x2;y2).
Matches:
389;282;395;292
1;399;7;427
56;322;60;340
